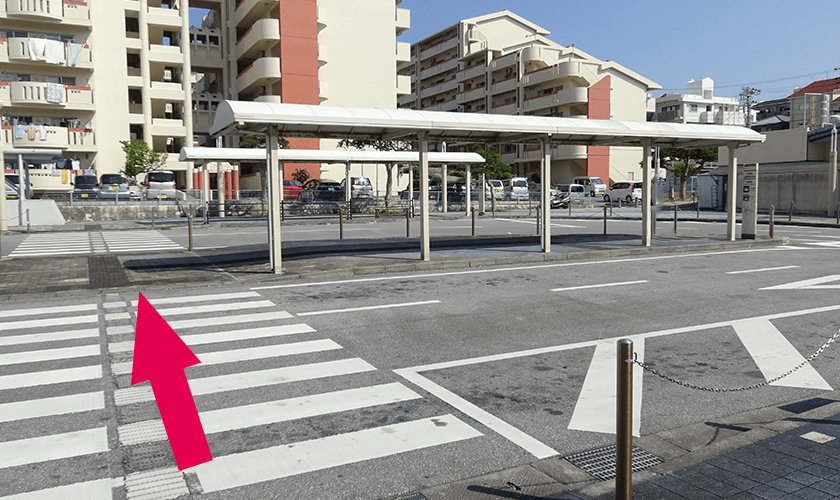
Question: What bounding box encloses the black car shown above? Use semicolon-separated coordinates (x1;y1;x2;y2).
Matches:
299;179;345;202
400;179;442;200
73;174;100;199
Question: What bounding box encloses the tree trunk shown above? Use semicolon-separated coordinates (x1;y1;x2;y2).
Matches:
384;164;394;208
680;177;688;201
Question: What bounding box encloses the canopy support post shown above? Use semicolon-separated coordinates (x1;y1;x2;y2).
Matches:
418;132;430;261
267;126;283;274
541;135;552;252
727;142;738;241
641;139;652;247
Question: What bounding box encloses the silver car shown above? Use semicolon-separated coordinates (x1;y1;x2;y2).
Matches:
340;176;373;198
99;173;129;199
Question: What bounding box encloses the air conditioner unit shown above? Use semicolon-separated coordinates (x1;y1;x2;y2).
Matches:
163;69;172;82
164;103;173;114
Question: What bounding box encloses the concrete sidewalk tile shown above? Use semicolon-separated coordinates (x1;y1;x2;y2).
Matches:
531;457;594;485
785;470;823;486
792;489;833;500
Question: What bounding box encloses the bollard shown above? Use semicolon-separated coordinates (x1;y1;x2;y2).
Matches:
603;206;607;235
281;200;285;222
673;204;678;235
652;212;656;235
339;209;344;240
158;189;162;206
536;206;541;236
836;203;839;225
26;209;30;234
491;195;496;216
151;214;155;230
472;207;476;236
789;201;793;222
406;207;410;237
115;191;119;206
696;198;700;219
568;200;572;217
616;339;634;500
188;208;194;251
770;205;775;239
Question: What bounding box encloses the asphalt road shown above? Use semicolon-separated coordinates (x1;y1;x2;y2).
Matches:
1;220;839;499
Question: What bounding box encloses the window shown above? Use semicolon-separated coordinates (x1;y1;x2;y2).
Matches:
690;104;698;112
706;106;712;112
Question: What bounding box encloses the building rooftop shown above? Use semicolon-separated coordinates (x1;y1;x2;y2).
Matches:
787;77;840;98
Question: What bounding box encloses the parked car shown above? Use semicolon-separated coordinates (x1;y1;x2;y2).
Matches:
299;179;344;202
99;173;129;199
572;176;607;198
503;177;529;200
527;182;561;202
5;182;18;200
557;183;587;204
399;179;442;200
73;174;100;199
340;176;373;198
126;178;141;200
486;179;504;200
603;181;642;204
283;180;302;199
144;170;177;199
448;182;481;203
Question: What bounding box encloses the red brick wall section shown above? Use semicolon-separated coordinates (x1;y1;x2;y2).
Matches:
279;0;320;179
587;76;611;182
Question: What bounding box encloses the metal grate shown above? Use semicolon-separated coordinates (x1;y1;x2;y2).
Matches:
565;445;663;481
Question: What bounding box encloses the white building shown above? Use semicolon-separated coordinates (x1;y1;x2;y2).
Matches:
397;10;661;185
655;77;744;126
0;0;408;193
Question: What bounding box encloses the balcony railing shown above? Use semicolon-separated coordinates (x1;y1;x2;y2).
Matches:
2;124;95;149
235;18;279;60
523;87;588;112
490;76;516;95
236;57;281;95
419;57;459;81
458;64;484;81
418;35;458;62
7;37;92;67
395;8;410;36
522;61;596;87
7;81;93;108
6;0;92;24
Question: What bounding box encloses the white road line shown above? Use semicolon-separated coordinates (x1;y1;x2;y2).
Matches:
0;392;104;423
112;339;341;374
180;324;316;346
115;358;377;405
0;314;99;332
726;266;800;275
254;247;789;290
732;318;832;390
168;311;293;330
155;300;276;317
0;344;101;366
495;217;583;228
0;478;112;500
761;275;840;290
0;365;102;390
0;303;97;319
567;340;645;436
0;427;108;469
119;382;422;446
190;415;482;492
551;280;648;292
396;369;556;459
0;328;99;347
297;300;441;317
130;291;262;307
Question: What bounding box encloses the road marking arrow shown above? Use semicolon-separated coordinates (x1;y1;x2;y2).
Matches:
131;293;212;470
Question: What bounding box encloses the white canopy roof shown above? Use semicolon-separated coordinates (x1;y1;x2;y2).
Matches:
4;149;65;161
179;147;485;164
210;101;765;149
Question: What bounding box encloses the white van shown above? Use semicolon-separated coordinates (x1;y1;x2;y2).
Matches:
572;176;607;197
503;177;529;200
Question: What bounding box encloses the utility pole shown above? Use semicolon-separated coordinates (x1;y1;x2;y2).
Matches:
740;87;760;128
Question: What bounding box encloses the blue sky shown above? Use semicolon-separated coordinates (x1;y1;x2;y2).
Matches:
191;1;838;102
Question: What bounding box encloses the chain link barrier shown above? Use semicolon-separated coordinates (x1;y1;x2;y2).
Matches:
634;329;840;392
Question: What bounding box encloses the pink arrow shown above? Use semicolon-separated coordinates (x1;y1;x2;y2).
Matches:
131;292;212;470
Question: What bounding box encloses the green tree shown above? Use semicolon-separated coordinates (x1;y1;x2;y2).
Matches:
119;139;167;180
659;147;718;200
338;139;413;207
292;168;311;184
473;146;513;180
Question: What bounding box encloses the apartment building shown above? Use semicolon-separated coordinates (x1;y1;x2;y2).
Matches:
1;0;408;192
397;10;660;184
655;78;744;127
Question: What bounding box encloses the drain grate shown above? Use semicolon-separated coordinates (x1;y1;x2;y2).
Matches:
565;445;663;481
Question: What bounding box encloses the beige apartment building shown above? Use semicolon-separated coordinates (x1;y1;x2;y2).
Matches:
0;0;409;192
398;10;661;185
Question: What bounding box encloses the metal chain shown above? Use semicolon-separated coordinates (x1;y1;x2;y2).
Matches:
634;329;840;393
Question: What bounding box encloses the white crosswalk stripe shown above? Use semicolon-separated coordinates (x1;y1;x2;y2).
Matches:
8;230;182;257
111;291;483;497
0;300;110;499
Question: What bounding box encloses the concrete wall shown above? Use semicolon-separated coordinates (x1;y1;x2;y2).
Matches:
735;162;834;214
720;129;809;165
58;204;195;222
5;199;66;226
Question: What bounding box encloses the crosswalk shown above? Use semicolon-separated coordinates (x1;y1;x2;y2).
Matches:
0;299;111;499
8;231;182;257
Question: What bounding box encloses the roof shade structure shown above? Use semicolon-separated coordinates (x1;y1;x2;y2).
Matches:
178;147;485;164
209;100;766;275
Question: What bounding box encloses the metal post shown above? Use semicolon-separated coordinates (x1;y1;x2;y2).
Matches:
151;214;155;230
26;209;29;233
696;198;700;219
491;194;495;216
769;205;775;239
188;207;193;251
603;206;607;235
673;204;678;234
115;191;119;206
339;209;344;240
616;339;634;500
789;201;793;222
536;206;541;236
568;200;572;217
837;203;839;225
472;207;476;236
405;207;410;237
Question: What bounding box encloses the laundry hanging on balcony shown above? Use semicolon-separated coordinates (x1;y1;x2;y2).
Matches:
46;83;64;104
44;40;63;64
66;43;84;67
28;38;46;61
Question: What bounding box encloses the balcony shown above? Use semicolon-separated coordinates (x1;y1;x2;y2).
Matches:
148;43;183;64
193;92;223;134
397;92;415;107
491;77;516;95
319;80;328;103
236;18;279;61
522;61;597;87
254;95;282;103
397;75;411;96
146;5;182;28
489;52;516;70
458;64;484;81
523;87;588;112
657;109;683;123
7;37;93;68
418;57;459;81
419;35;458;62
190;27;223;68
5;0;91;26
419;77;458;98
457;86;485;104
318;43;327;67
67;127;95;151
316;5;328;31
490;102;516;115
149;81;184;101
1;124;96;149
151;118;186;136
7;81;94;109
234;0;276;28
396;42;410;64
235;56;281;95
395;8;410;36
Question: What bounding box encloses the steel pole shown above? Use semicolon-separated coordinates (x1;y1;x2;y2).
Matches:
616;339;634;500
769;205;775;239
